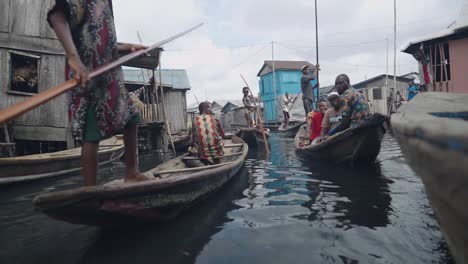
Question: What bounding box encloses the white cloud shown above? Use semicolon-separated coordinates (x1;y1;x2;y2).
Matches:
111;0;463;105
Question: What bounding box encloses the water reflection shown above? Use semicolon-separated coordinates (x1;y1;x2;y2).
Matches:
302;162;393;230
0;133;454;264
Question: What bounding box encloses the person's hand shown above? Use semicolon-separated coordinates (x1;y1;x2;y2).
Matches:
67;54;89;88
315;64;320;70
119;43;147;52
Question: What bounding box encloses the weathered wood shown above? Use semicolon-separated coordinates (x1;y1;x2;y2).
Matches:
0;32;65;55
13;126;66;141
0;0;10;33
0;23;204;125
2;123;14;157
391;92;468;264
294;114;386;164
32;136;248;226
0;136;124;185
224;143;244;148
153;162;234;176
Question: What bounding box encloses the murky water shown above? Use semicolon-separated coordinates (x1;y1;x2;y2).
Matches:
0;133;454;263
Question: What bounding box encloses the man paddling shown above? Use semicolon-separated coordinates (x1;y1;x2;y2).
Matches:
189;102;225;165
242;87;256;127
300;64;319;117
48;0;149;186
328;74;370;136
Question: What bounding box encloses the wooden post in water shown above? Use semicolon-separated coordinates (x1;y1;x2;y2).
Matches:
158;57;176;155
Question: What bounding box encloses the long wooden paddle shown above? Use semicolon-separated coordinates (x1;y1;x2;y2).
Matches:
240;74;270;154
0;23;204;124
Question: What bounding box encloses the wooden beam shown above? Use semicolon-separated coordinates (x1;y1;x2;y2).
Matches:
0;32;65;55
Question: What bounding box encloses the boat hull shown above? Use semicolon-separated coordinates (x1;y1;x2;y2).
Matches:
33;136;248;226
295;114;386;164
276;122;305;138
0;137;125;185
171;132;190;151
236;127;270;148
391;92;468;264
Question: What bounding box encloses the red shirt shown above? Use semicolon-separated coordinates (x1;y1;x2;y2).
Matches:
310;112;324;141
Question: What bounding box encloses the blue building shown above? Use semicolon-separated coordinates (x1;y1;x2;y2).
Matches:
257;60;315;123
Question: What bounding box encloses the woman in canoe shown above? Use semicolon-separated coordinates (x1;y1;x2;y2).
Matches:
47;0;149;186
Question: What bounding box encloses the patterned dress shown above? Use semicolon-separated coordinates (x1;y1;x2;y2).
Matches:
48;0;136;140
192;114;225;162
338;87;370;128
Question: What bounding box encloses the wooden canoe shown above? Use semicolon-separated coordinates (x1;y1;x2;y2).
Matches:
391;92;468;264
277;122;306;138
170;131;190;151
32;136;248;226
0;136;125;186
235;127;270;148
294;114;386;164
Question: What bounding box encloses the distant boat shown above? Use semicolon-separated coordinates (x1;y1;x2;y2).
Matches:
33;135;248;226
391;92;468;264
277;121;305;138
0;136;125;186
294;114;386;164
235;127;270;148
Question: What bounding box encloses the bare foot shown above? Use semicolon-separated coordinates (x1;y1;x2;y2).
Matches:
125;170;152;183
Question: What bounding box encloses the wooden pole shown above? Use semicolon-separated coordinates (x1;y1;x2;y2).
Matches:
272;41;277;123
2;124;13;157
287;89;302;112
159;57;176;155
314;0;320;107
240;74;270;154
0;23;204;124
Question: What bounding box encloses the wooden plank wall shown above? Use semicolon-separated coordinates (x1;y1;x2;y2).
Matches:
0;1;10;33
0;0;68;142
0;50;67;127
163;90;188;132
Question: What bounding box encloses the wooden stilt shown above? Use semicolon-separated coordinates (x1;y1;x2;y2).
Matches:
2;123;14;157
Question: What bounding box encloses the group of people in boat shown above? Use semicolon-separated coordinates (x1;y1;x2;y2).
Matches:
296;65;372;146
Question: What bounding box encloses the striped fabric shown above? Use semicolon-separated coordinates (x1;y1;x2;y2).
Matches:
194;114;224;161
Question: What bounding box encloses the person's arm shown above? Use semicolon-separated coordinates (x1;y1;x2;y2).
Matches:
48;8;89;87
311;64;319;79
329;115;350;135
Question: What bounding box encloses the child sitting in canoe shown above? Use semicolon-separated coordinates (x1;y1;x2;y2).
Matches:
47;0;149;186
189;102;225;165
319;92;342;142
301;99;328;146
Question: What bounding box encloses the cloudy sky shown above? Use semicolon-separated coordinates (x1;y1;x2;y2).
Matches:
113;0;462;105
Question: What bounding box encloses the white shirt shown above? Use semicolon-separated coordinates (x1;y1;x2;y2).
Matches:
282;96;292;112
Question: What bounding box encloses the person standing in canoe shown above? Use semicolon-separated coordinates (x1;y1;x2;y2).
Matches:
47;0;149;186
300;64;319;117
282;92;293;129
189;102;225;165
242;87;256;127
328;74;371;136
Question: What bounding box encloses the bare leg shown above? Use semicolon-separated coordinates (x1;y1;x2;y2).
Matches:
123;123;150;183
81;142;98;186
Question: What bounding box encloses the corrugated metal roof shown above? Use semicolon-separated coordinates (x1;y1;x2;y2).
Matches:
123;69;191;90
